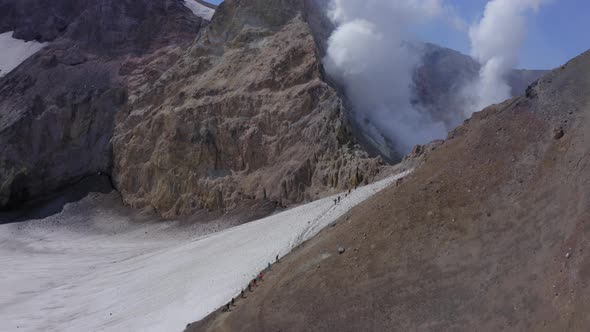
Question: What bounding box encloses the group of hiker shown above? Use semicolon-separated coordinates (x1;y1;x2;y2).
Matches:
333;187;355;205
223;254;280;312
221;185;360;313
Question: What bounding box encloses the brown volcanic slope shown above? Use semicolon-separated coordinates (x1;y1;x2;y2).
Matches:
190;51;590;332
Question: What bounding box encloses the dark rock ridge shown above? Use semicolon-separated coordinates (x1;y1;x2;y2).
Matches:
0;0;86;42
0;0;205;46
0;0;205;210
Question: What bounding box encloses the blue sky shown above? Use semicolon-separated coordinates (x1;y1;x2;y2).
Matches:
416;0;590;69
205;0;589;69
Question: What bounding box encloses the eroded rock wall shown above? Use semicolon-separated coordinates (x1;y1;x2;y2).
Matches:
112;0;381;217
0;0;203;209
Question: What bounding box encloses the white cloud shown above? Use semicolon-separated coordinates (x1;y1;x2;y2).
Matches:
463;0;549;115
324;0;456;155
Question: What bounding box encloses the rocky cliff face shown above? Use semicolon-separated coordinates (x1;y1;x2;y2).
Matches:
0;0;381;217
111;0;382;217
0;0;204;209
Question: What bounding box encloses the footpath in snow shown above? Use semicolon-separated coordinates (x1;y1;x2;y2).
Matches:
0;170;411;332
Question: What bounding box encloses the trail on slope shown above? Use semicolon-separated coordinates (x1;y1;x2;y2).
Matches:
0;170;410;332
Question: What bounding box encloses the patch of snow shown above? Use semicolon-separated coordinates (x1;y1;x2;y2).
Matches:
184;0;215;21
0;170;412;332
0;31;46;77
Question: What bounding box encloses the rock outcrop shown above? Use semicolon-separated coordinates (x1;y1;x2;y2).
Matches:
0;0;204;209
111;0;382;217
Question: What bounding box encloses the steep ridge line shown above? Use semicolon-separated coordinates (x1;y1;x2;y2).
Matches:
190;50;590;332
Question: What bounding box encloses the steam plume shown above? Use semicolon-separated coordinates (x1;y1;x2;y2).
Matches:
324;0;546;156
464;0;548;115
324;0;451;156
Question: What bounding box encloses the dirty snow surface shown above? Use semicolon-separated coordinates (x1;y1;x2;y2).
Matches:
0;31;46;77
0;171;411;332
184;0;215;21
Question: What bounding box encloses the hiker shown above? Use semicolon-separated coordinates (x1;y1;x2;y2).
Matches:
253;278;257;286
258;272;264;281
267;262;272;271
333;198;337;205
276;254;279;263
225;303;230;312
231;298;235;306
337;196;341;203
241;289;245;298
248;283;252;292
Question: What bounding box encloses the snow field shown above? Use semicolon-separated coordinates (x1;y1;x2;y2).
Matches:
0;31;46;77
183;0;216;21
0;170;411;332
